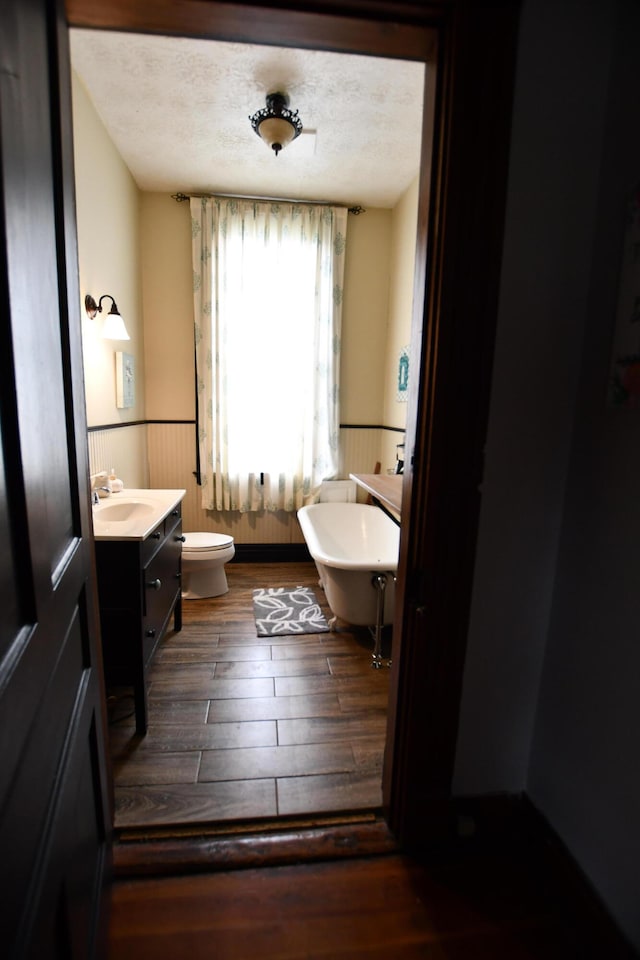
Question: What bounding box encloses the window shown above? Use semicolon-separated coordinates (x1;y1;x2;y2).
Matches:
191;197;348;512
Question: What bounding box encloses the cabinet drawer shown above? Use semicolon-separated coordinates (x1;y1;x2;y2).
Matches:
140;517;166;567
142;523;182;663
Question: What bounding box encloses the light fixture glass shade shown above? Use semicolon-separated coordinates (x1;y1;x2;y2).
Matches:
257;117;298;154
102;311;130;340
85;293;130;339
249;92;303;156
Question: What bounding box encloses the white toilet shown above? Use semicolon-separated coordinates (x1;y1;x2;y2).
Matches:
181;532;235;599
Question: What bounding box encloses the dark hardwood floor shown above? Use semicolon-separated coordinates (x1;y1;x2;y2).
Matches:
105;565;635;959
107;562;390;832
107;841;634;959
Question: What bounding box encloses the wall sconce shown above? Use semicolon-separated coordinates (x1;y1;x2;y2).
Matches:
249;92;303;156
84;293;130;340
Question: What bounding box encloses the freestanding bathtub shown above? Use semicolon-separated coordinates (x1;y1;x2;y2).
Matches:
297;502;400;666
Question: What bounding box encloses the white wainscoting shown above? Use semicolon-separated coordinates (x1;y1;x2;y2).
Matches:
87;424;149;489
88;422;389;543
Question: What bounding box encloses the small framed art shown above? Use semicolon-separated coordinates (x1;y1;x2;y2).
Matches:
116;351;135;408
397;345;410;402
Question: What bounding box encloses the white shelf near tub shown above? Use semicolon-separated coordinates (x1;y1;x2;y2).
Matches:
349;473;403;517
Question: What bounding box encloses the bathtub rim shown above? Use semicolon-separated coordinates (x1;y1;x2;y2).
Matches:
297;502;400;572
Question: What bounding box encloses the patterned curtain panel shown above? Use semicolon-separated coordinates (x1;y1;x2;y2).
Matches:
191;197;348;513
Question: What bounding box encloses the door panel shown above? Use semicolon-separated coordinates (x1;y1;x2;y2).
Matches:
0;0;111;956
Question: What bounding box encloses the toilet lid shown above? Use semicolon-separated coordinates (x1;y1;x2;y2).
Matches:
182;531;234;552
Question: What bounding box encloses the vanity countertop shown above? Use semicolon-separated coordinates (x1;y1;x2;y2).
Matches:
91;488;186;541
349;473;402;517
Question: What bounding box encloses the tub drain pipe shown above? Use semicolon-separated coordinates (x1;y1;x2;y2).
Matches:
371;573;388;669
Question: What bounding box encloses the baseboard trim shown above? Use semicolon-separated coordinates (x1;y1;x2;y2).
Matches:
451;792;636;957
113;812;397;878
231;543;312;563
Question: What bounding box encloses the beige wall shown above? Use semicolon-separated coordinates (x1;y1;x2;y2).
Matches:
381;176;419;473
72;72;148;487
140;195;194;420
340;208;391;424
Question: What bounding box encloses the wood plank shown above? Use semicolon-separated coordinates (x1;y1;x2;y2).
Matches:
275;675;387;697
270;637;362;659
113;752;201;786
154;647;221;664
277;772;382;815
351;737;387;774
149;677;275;700
329;655;385;677
147;662;216;681
160;626;219;644
207;694;342;723
214;657;330;679
338;690;389;713
160;644;273;662
146;700;210;725
111;721;277;753
278;715;387;746
198;743;356;782
114;779;278;828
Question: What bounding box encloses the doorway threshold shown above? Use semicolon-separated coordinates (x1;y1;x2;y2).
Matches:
113;808;398;878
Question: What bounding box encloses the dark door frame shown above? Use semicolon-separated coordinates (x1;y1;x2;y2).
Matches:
65;0;520;851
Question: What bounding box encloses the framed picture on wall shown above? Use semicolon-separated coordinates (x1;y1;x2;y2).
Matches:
397;344;410;402
116;351;135;408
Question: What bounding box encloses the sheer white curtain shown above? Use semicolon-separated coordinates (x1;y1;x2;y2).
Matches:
191;197;348;513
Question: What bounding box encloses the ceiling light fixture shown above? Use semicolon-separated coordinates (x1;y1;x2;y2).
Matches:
84;293;130;340
249;92;303;156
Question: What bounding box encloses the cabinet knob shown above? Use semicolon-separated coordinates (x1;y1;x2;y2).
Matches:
147;578;162;591
151;531;161;540
176;534;186;542
172;509;179;516
145;628;156;638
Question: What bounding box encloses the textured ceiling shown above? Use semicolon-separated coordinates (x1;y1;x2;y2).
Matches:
69;30;425;209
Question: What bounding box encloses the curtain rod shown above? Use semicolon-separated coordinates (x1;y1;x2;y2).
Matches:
171;191;365;215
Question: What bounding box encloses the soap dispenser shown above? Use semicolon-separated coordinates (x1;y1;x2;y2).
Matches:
108;467;124;493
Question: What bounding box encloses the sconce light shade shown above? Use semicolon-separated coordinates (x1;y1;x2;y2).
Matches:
85;293;130;340
249;92;303;156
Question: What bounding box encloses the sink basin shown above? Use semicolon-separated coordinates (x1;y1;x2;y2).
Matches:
96;500;156;522
91;489;186;541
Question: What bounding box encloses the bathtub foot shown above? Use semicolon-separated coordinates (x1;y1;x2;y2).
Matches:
328;615;338;632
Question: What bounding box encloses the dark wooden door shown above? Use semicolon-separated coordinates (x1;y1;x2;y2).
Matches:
0;0;111;956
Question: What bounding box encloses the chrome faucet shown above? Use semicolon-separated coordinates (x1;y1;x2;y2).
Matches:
90;471;111;504
92;487;111;505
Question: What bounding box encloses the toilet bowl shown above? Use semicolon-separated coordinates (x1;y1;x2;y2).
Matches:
181;532;235;599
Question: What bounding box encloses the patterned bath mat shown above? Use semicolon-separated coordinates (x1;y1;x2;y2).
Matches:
252;587;330;637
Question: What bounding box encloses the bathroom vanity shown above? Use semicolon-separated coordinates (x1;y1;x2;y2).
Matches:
92;489;186;734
